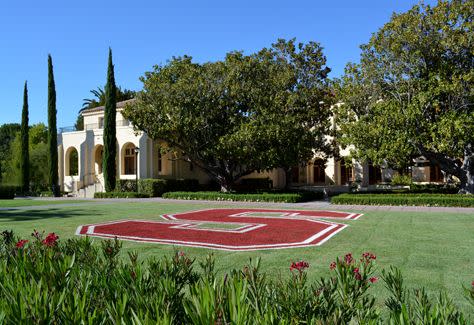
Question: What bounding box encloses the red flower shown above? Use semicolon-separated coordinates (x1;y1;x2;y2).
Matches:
353;268;360;274
344;253;353;265
42;233;59;247
15;239;28;248
178;251;185;257
471;280;474;288
329;261;336;270
362;252;376;263
290;260;310;272
369;277;378;283
355;272;362;280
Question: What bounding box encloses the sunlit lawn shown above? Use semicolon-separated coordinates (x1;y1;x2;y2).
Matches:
0;200;472;314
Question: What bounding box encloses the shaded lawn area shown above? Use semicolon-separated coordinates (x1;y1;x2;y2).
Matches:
0;199;91;208
0;201;473;314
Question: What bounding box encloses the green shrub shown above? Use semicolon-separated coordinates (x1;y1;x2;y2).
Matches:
331;193;474;207
94;191;149;198
162;191;321;203
116;179;137;192
391;174;412;185
0;231;470;324
0;186;16;199
138;178;167;197
115;178;200;196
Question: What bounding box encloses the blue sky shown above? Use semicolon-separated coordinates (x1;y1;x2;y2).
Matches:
0;0;436;127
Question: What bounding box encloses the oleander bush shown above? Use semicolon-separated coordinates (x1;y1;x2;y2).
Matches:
94;191;149;198
162;191;323;203
0;230;471;324
331;193;474;207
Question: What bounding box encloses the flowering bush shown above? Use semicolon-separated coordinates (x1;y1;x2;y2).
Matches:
0;230;470;324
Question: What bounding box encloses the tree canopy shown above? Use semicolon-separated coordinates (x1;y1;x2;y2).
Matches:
123;39;334;191
336;0;474;193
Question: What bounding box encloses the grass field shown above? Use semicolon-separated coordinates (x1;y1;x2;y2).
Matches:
0;199;90;208
0;200;472;314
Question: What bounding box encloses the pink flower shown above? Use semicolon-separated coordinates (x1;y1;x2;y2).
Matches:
369;277;378;283
355;272;362;281
15;239;28;248
178;251;185;257
344;253;353;265
329;261;336;270
353;268;360;274
290;260;310;272
471;280;474;288
42;233;59;247
361;252;376;263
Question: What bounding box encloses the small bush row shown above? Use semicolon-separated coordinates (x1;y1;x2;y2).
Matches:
0;230;472;324
332;193;474;207
162;191;323;203
116;178;200;197
94;191;150;199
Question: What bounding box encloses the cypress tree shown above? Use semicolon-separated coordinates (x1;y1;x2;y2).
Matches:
47;54;60;197
20;81;29;193
103;48;117;192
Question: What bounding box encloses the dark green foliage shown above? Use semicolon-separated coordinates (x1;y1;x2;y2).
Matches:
103;49;117;192
236;178;273;192
332;193;474;207
47;55;59;197
20;82;29;193
124;39;333;192
116;179;137;192
0;186;15;199
162;191;323;203
0;235;469;323
138;178;167;197
0;123;21;183
94;191;149;198
116;178;199;197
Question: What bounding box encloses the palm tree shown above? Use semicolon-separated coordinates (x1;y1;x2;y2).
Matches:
75;86;136;131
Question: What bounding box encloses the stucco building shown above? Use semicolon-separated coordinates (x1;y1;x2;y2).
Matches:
58;100;444;197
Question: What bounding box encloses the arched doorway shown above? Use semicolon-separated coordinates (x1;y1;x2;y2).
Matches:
313;158;326;184
65;147;79;176
121;143;137;175
93;145;104;174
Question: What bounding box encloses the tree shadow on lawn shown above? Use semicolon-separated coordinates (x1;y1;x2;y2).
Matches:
0;208;104;222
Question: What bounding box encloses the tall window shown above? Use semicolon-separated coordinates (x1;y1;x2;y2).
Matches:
340;160;353;185
313;159;326;184
98;117;104;129
124;144;136;175
157;151;162;173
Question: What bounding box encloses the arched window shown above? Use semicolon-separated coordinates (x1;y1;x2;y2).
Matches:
65;147;79;176
94;145;104;174
123;143;136;175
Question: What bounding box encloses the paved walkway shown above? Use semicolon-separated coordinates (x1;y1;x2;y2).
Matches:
1;197;474;214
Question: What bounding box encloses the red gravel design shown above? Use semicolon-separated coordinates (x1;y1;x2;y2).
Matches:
76;208;362;251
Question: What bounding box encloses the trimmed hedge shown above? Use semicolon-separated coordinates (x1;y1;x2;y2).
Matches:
0;186;16;199
332;193;474;207
138;179;167;197
94;191;149;199
116;178;200;197
162;191;323;203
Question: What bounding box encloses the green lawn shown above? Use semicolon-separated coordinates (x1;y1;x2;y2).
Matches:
0;199;91;208
0;201;473;314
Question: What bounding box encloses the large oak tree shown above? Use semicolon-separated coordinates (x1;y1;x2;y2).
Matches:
336;0;474;193
123;39;333;191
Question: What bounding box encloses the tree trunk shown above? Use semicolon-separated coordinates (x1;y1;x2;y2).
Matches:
284;167;292;191
459;145;474;194
217;175;234;193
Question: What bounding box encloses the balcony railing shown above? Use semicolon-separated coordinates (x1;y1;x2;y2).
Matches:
84;120;130;130
60;120;131;133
